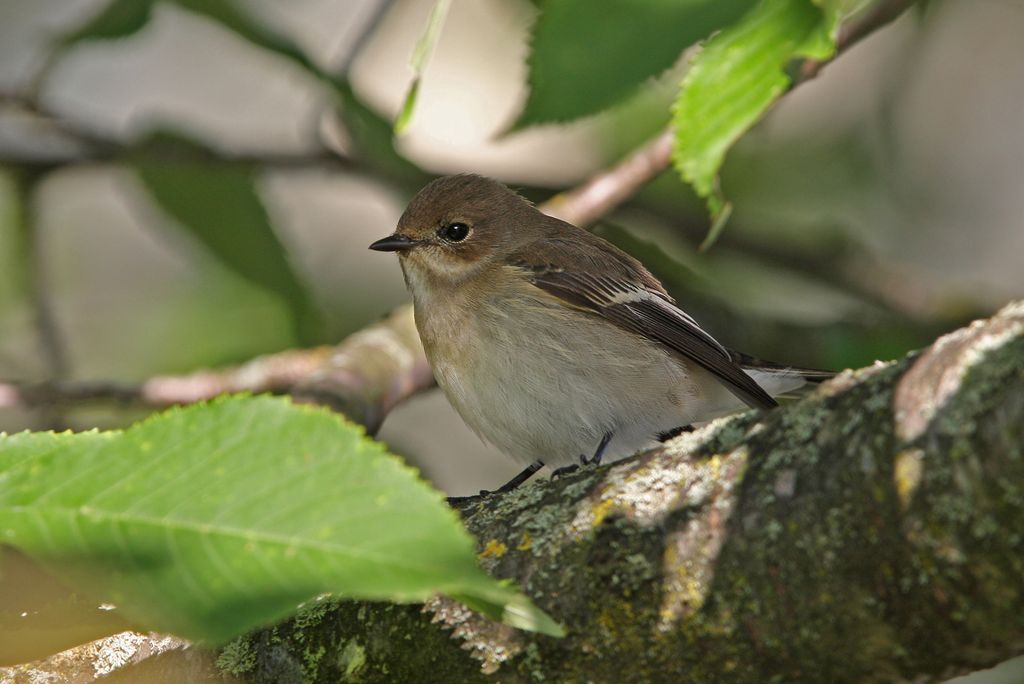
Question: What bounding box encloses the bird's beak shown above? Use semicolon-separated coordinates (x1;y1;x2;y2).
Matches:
368;234;418;252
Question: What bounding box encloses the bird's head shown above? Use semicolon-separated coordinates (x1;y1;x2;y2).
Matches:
369;174;538;288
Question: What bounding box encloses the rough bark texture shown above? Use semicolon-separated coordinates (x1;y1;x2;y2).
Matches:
211;302;1024;683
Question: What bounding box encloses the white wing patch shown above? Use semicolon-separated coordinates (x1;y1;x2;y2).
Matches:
559;272;731;362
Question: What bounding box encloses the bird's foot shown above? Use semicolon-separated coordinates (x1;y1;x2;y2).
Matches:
551;432;614;479
657;425;695;442
446;490;492;507
550;463;580;479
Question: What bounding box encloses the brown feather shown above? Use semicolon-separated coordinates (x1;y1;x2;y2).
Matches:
511;229;778;411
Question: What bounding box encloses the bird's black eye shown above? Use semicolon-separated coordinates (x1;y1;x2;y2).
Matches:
440;222;470;242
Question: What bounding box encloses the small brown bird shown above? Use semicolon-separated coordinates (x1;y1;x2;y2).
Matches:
370;175;829;489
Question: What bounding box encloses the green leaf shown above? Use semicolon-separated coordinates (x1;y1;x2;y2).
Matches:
394;0;452;135
671;0;840;220
59;0;157;45
0;396;563;642
132;133;321;343
393;78;422;136
515;0;759;128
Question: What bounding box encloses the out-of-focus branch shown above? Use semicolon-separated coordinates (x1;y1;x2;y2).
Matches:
543;130;674;227
0;309;429;435
19;189;69;383
0;92;380;179
0;348;330;411
288;307;433;434
0;101;361;174
628;202;970;324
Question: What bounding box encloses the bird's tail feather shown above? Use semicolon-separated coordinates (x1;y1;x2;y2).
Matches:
731;350;836;400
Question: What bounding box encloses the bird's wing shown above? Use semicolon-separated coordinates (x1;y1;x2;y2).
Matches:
511;238;777;410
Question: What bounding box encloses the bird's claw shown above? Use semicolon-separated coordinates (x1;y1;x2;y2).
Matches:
551;463;580;479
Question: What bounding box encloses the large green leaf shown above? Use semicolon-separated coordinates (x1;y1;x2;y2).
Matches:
132;134;321;343
671;0;840;220
514;0;759;128
0;396;562;642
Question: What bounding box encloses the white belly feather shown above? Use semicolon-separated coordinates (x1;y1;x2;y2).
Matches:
414;282;744;467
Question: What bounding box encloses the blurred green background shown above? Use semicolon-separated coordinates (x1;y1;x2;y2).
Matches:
0;0;1021;500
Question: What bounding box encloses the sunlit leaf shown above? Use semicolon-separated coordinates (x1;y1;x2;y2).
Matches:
0;396;563;643
671;0;840;221
514;0;758;128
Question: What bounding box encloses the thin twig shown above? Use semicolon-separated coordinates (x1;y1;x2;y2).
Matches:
627;202;960;324
0;309;431;435
0;349;329;412
0;97;364;172
544;130;674;227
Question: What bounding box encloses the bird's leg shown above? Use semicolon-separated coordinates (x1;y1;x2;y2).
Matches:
581;431;614;466
446;460;545;506
495;459;545;493
553;431;614;478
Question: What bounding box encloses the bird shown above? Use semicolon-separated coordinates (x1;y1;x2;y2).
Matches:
370;174;831;492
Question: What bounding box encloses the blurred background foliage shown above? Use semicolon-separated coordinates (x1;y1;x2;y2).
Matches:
1;0;1022;496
